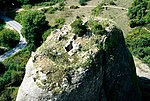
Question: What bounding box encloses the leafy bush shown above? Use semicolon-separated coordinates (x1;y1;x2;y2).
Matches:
87;20;104;35
59;2;65;6
109;1;116;5
54;18;65;29
71;17;87;37
0;87;19;101
0;29;19;49
70;5;79;9
55;18;65;25
47;7;58;14
92;4;103;16
42;27;56;41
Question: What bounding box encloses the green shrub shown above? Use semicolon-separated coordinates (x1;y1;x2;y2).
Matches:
47;7;58;14
59;2;65;6
0;29;19;49
92;5;103;16
109;1;116;5
42;28;54;41
11;70;24;86
55;18;65;25
0;87;19;101
71;17;87;37
70;5;79;9
88;20;104;35
21;4;32;9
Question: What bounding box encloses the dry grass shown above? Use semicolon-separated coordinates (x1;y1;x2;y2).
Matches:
45;0;99;25
99;0;132;37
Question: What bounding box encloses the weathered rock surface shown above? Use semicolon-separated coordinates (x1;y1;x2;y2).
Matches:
134;57;150;101
16;24;142;101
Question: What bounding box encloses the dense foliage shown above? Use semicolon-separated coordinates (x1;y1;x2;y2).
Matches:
17;11;48;51
71;17;87;37
0;9;49;101
128;0;150;28
87;20;104;35
0;29;19;50
0;48;31;100
0;27;19;55
126;28;150;66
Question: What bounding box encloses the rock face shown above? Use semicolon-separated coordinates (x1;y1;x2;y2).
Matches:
16;23;142;101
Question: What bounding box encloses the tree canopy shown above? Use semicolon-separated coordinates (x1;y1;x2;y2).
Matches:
0;29;19;49
20;11;48;51
126;28;150;66
128;0;149;27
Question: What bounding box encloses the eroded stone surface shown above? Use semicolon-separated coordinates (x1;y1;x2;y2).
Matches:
16;24;142;101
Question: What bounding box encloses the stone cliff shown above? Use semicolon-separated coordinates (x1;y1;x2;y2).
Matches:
16;21;142;101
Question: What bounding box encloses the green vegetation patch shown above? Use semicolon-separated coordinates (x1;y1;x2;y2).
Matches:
126;28;150;66
71;17;87;37
16;10;48;51
128;0;150;28
0;47;31;101
91;4;104;16
0;29;20;55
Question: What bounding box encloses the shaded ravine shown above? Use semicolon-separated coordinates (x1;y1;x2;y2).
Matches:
0;15;27;61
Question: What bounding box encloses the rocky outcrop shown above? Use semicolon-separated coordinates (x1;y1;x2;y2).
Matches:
134;57;150;101
16;23;142;101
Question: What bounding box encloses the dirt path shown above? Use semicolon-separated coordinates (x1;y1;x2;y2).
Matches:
102;5;128;11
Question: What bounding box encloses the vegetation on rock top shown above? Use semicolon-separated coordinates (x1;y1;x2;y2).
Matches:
31;19;120;96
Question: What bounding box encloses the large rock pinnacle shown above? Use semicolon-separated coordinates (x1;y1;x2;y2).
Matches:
16;23;142;101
